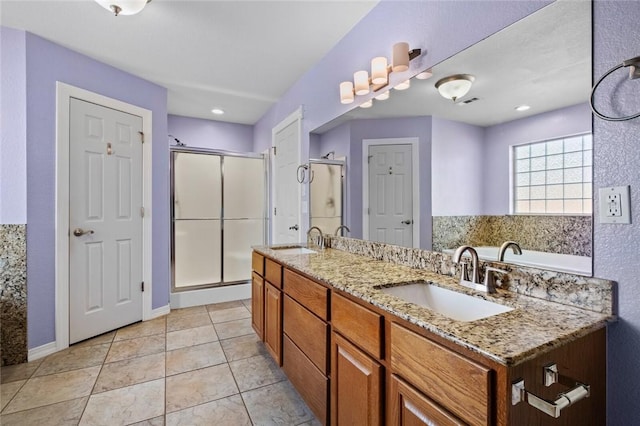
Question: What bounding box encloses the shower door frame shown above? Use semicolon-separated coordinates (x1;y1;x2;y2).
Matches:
170;147;268;293
308;158;346;234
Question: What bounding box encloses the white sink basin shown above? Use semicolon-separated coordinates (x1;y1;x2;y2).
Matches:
379;282;513;322
272;247;317;255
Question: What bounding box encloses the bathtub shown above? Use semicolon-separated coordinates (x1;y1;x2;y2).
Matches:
443;246;592;276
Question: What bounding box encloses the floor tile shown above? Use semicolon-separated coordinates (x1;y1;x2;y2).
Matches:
1;379;25;411
129;415;165;426
243;380;316;425
167;313;212;332
213;318;254;340
229;354;285;392
166;364;238;413
166;325;218;351
3;366;100;414
206;300;244;312
93;352;165;393
167;305;208;319
208;306;251;324
166;394;251;426
79;378;164;425
72;331;116;348
33;343;110;377
114;317;166;341
106;335;165;363
1;359;43;383
0;396;88;426
166;341;227;376
297;419;323;426
241;298;252;312
220;334;267;362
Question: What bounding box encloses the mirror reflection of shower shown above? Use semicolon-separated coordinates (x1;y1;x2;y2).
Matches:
309;157;345;236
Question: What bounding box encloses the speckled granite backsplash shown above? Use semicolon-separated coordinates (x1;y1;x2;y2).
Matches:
0;224;28;366
327;236;613;316
432;215;592;257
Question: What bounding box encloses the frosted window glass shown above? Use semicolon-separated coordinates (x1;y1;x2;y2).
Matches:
546;140;563;155
515;145;530;159
530;185;545;200
564;152;582;168
530;200;545;213
224;157;265;218
517;187;530;200
583;134;593;150
516;159;530;172
564;183;583;198
530;143;546;157
530;157;546;171
564;168;582;183
516;173;530;187
223;219;264;283
583;150;593;166
584;199;593;212
547;184;563;199
583;183;592;196
565;200;583;214
174;220;221;287
516;200;530;213
310;164;342;218
531;171;545;185
547;169;563;184
547;154;563;170
547;200;563;214
583;166;592;183
174;153;221;219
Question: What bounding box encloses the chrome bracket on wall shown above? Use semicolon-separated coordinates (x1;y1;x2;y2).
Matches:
511;363;590;418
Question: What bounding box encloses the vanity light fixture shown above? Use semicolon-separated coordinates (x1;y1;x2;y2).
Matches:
211;108;225;115
415;69;433;80
375;90;390;101
394;79;411;91
435;74;475;102
338;42;422;104
359;100;373;109
515;105;530;112
95;0;150;16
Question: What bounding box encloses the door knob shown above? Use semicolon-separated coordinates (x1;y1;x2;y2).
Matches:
401;219;413;225
73;228;94;237
289;224;299;231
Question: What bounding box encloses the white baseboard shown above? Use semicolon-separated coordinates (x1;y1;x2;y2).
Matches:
28;341;58;362
170;284;251;309
150;304;170;319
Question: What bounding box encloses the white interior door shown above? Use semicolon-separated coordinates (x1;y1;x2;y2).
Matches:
368;144;413;246
273;112;301;243
69;98;143;344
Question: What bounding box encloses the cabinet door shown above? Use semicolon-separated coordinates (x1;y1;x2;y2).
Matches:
264;281;282;365
388;375;465;426
331;331;383;426
251;272;264;340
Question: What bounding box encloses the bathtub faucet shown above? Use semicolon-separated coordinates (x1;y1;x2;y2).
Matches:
498;241;522;261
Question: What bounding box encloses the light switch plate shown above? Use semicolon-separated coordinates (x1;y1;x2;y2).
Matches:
599;185;631;224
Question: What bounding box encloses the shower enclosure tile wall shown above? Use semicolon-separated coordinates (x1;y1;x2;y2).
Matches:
171;150;265;291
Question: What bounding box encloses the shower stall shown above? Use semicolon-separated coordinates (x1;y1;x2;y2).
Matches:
309;159;345;235
171;148;267;292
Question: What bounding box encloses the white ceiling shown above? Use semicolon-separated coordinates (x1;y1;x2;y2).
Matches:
316;0;591;131
1;0;379;125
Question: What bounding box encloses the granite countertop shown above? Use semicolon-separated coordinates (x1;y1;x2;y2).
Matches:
254;245;612;367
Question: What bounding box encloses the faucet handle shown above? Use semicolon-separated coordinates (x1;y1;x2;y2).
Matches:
483;266;508;292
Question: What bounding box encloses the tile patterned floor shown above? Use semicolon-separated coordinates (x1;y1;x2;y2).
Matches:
0;300;320;425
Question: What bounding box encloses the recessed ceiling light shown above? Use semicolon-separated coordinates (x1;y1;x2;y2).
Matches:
515;105;530;112
211;108;225;115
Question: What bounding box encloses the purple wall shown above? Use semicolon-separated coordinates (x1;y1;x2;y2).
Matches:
482;102;592;214
23;32;169;349
431;118;485;216
0;28;27;224
167;115;254;152
593;3;640;424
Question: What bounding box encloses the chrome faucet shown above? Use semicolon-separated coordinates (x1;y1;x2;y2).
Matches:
334;225;350;236
307;226;324;249
498;241;522;261
452;245;508;293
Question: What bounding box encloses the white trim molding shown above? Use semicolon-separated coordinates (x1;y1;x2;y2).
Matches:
55;82;153;353
362;137;420;248
170;284;251;309
150;304;171;319
28;342;58;362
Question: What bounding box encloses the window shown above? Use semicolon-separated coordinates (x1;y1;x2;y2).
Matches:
513;134;592;214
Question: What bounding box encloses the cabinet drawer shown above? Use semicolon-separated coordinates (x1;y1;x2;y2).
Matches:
265;258;282;288
332;292;383;359
283;335;328;425
284;295;329;374
390;323;491;426
283;269;329;321
252;251;264;276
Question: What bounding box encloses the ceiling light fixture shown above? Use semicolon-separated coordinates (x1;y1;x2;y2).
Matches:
339;42;422;105
211;108;225;115
435;74;475;102
359;100;373;109
394;80;411;91
374;91;390;101
95;0;150;16
415;69;433;80
515;105;530;112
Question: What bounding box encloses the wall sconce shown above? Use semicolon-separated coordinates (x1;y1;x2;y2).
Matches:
435;74;475;102
95;0;150;16
339;42;422;104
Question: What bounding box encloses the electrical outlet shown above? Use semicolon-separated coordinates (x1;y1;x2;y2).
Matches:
599;186;631;224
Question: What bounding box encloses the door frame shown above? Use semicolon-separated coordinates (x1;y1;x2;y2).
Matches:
55;82;153;351
270;106;303;243
362;137;420;248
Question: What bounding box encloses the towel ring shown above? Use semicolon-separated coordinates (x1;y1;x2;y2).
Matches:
590;55;640;122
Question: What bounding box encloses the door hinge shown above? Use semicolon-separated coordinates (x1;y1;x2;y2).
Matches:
367;207;370;215
368;155;373;164
274;207;277;215
140;207;145;218
141;281;145;292
138;131;144;144
272;146;276;155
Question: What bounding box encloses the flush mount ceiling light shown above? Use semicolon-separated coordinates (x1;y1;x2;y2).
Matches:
95;0;150;16
435;74;475;102
339;42;422;105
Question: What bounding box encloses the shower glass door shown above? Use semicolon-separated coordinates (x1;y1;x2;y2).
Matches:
309;160;344;235
172;150;265;291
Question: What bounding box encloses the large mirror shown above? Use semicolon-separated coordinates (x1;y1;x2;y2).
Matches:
310;1;593;275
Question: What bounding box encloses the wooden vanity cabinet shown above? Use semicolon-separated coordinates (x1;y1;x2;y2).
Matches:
251;272;264;339
264;281;282;364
